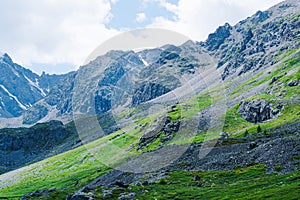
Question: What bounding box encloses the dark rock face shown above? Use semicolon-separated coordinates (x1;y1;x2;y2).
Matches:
22;188;57;200
137;116;180;150
0;120;78;174
209;2;300;80
94;89;112;114
0;53;74;118
22;104;49;124
67;192;94;200
238;99;277;123
69;121;300;198
250;10;270;24
205;23;232;51
287;80;299;86
132;82;171;106
158;51;180;64
44;72;76;116
240;29;254;51
98;63;125;87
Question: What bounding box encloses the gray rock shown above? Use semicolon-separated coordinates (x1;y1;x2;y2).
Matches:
0;120;77;174
205;23;232;51
238;99;278;123
132;82;171;106
287;80;299;86
118;192;136;200
67;192;94;200
22;188;56;199
220;132;229;139
249;141;257;149
137;116;180;150
193;175;200;181
22;104;48;124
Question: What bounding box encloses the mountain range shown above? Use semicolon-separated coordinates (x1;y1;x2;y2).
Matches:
0;0;299;199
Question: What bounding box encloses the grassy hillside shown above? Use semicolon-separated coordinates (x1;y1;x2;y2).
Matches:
0;49;299;199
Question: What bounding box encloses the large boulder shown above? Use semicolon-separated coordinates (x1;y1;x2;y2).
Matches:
238;99;278;123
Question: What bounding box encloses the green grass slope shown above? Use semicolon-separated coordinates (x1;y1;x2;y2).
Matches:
0;50;299;199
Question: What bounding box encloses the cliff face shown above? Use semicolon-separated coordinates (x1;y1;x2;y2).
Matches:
0;53;74;120
0;0;299;199
200;0;300;80
0;120;78;174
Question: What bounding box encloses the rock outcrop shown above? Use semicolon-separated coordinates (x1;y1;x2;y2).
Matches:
132;82;171;106
0;120;78;174
238;99;279;123
0;53;74;118
22;104;49;124
205;23;232;51
137;116;180;150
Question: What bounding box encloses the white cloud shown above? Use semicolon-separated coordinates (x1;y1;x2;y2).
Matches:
110;0;119;4
148;0;283;41
0;0;284;74
136;13;147;23
0;0;119;74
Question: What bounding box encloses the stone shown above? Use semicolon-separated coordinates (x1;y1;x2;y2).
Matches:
249;141;257;149
271;76;278;84
238;99;277;123
287;80;299;87
205;23;232;51
132;82;172;106
67;192;94;200
115;181;129;188
197;183;204;187
193;175;201;181
142;180;149;186
22;188;57;199
220;132;229;139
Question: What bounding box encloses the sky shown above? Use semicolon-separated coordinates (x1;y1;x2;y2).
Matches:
0;0;283;74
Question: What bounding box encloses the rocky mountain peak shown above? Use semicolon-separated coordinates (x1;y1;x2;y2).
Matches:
204;22;232;51
0;53;13;64
250;10;270;24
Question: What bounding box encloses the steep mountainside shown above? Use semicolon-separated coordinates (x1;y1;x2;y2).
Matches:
0;53;74;120
201;0;300;80
0;0;299;199
2;0;299;127
0;120;78;174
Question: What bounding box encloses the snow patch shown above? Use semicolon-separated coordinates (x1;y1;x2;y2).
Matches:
0;98;4;108
0;85;27;110
24;75;46;97
138;54;149;66
12;69;20;77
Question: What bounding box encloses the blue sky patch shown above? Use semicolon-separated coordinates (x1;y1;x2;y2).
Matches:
107;0;178;30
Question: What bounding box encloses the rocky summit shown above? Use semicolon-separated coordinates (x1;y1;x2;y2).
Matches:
0;0;299;199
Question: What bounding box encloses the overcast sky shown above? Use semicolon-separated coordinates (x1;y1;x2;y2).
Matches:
0;0;283;74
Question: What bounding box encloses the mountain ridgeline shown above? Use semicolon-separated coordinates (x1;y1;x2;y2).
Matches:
1;0;299;128
0;53;75;120
0;0;300;199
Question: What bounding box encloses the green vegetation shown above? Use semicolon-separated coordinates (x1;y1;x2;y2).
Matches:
223;50;300;136
168;104;181;121
257;125;262;133
92;165;300;200
223;104;252;134
0;122;148;198
0;45;299;200
231;48;300;98
223;97;300;137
